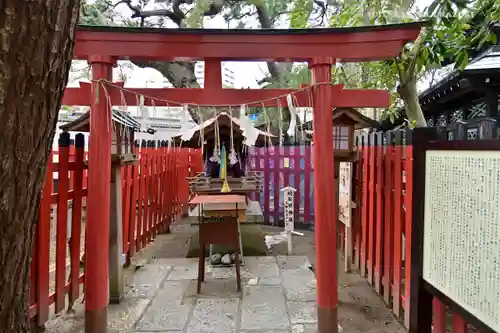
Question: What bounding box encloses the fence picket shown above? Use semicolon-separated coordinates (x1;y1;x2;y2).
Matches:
55;132;70;313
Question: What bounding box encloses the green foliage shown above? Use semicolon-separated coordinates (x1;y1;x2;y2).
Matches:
79;0;115;26
326;0;500;126
290;0;314;28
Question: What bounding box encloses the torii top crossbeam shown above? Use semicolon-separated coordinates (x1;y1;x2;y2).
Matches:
75;23;423;62
64;23;424;108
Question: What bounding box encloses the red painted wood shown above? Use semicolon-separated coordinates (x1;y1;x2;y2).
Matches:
74;25;422;61
145;148;153;243
204;59;222;88
293;147;301;223
128;163;139;257
172;151;179;219
85;58;113;314
165;153;173;229
310;60;337;310
157;149;163;231
392;142;403;317
452;313;468;333
69;137;84;306
159;146;167;233
383;140;394;305
32;165;53;326
303;147;312;225
273;147;280;225
374;139;384;294
69;144;75;190
433;298;447;333
137;145;146;250
150;149;158;238
403;145;413;328
29;275;85;319
353;151;362;271
368;140;376;285
263;148;270;222
360;138;369;277
63;84;391;108
55;137;69;313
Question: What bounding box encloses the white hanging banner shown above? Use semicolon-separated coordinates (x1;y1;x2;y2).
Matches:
281;186;296;254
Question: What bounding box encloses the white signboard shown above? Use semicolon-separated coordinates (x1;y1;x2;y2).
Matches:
281;186;296;254
423;150;500;331
338;162;352;227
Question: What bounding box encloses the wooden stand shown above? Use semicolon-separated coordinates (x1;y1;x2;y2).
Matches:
190;195;246;293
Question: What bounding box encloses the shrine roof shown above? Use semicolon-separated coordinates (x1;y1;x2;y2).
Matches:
303;107;381;130
60;109;144;133
172;112;276;148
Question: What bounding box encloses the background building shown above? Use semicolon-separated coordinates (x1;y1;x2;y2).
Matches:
195;62;236;88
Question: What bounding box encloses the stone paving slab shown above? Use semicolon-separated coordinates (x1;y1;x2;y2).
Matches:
281;268;317;302
167;262;200;280
184;278;243;299
186;298;239;333
211;256;280;280
277;256;312;270
135;300;193;331
240;285;289;331
126;264;171;299
107;298;151;332
288;302;317;325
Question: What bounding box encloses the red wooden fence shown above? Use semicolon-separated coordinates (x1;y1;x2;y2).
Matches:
121;141;203;261
29;134;201;327
248;146;314;227
350;130;475;333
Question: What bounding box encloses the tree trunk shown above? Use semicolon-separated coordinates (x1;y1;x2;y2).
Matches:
0;1;80;332
398;78;427;127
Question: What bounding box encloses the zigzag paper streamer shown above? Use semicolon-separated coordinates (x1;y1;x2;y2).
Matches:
286;94;297;137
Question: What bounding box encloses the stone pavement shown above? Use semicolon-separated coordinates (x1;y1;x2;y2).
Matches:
131;256;318;333
46;255;327;333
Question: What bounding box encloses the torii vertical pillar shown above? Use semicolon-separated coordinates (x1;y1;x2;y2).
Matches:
85;55;115;333
309;58;338;333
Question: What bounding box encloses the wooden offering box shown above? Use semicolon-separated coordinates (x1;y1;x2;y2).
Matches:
188;171;263;194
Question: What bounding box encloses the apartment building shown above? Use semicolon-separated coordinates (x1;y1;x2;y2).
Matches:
194;62;236;88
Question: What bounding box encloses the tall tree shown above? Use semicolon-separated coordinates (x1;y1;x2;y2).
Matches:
77;0;331;122
0;1;81;332
329;0;500;126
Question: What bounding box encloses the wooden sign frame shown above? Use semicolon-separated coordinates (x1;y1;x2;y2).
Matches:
409;127;500;333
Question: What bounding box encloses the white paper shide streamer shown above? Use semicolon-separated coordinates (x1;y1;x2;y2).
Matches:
180;104;196;141
286;94;297;137
238;104;259;147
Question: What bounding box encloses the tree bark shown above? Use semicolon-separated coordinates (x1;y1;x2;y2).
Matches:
398;78;427;127
0;1;80;332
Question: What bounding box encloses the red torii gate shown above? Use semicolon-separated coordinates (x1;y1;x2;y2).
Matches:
64;23;422;333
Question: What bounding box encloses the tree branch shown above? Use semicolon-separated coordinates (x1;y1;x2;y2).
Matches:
117;0;186;26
